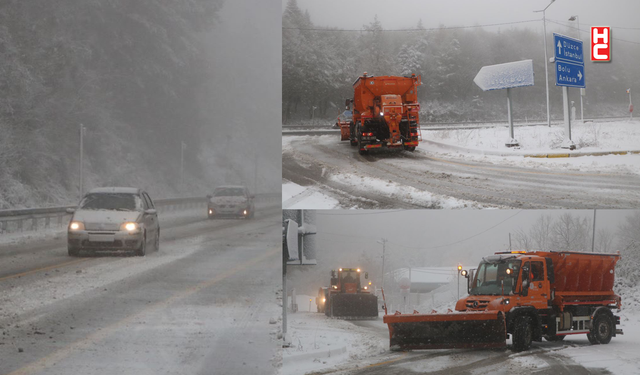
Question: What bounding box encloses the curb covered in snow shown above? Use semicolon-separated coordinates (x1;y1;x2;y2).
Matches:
283;346;347;367
422;139;640;159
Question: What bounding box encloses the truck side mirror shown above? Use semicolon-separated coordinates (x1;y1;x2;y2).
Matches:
364;272;368;279
331;270;336;278
345;99;352;107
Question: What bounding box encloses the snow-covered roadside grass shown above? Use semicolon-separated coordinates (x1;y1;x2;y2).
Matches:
428;121;640;152
282;295;386;375
282;182;341;209
423;121;640;175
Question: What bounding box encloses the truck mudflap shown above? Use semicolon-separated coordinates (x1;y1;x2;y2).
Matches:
339;121;351;141
383;310;507;351
329;293;379;320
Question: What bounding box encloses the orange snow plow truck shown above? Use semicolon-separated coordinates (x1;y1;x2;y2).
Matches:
340;73;421;155
384;251;623;352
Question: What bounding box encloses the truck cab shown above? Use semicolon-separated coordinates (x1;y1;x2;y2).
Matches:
457;253;552;313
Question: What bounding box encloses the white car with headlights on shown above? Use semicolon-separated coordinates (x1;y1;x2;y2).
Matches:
207;185;255;219
67;187;160;256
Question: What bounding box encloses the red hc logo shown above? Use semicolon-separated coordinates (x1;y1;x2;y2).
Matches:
591;27;611;62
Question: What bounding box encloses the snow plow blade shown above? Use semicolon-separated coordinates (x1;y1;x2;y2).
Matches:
328;293;378;319
383;310;506;350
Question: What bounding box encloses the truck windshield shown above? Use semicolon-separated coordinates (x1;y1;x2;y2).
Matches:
470;259;522;296
340;271;358;284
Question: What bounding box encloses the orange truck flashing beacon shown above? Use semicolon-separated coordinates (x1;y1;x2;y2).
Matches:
340;73;422;155
384;251;623;352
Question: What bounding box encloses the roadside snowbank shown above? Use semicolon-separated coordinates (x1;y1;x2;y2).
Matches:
428;121;640;153
282;295;386;375
282;182;341;209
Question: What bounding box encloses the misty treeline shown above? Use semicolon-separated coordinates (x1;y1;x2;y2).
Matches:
282;0;640;124
512;212;640;285
0;0;222;208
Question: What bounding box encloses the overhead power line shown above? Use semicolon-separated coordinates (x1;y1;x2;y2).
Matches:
321;210;523;250
546;19;640;46
283;19;541;32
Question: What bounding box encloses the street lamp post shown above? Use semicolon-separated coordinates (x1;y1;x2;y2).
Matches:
534;0;556;127
79;124;86;198
628;88;633;120
569;15;585;123
180;141;186;187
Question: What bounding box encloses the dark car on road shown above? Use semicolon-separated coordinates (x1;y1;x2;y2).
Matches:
207;185;255;219
67;187;160;256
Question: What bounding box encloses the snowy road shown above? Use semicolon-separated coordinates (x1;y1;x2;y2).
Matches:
282;135;640;209
0;205;282;375
284;310;640;375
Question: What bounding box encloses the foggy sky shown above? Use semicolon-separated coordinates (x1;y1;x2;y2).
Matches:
283;0;640;43
315;209;633;268
287;209;638;296
204;0;282;193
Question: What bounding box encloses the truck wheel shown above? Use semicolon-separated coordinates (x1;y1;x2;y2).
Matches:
512;315;533;352
543;335;565;342
592;314;613;344
587;332;599;345
403;146;415;152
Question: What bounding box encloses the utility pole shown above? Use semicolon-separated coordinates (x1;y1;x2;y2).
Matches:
378;238;388;291
79;124;86;198
509;233;512;251
534;0;556;127
591;209;597;252
254;153;259;194
180;141;186;187
628;89;633;120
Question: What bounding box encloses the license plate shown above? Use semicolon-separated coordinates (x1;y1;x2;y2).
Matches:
89;234;115;242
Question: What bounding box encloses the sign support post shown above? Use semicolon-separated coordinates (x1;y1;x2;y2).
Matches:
506;88;518;147
562;86;572;145
473;60;535;148
554;33;585;150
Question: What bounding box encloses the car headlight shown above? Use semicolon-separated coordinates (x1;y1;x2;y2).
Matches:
69;221;85;231
120;222;139;232
209;208;214;215
243;209;248;215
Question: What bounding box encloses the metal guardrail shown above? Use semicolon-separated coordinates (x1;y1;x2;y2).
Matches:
0;193;281;235
282;116;634;130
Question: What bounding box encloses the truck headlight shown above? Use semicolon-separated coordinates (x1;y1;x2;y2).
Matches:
120;222;139;232
69;221;84;231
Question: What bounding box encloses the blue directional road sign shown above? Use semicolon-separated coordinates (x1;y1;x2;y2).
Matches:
554;33;585;88
556;60;585;88
553;33;584;65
